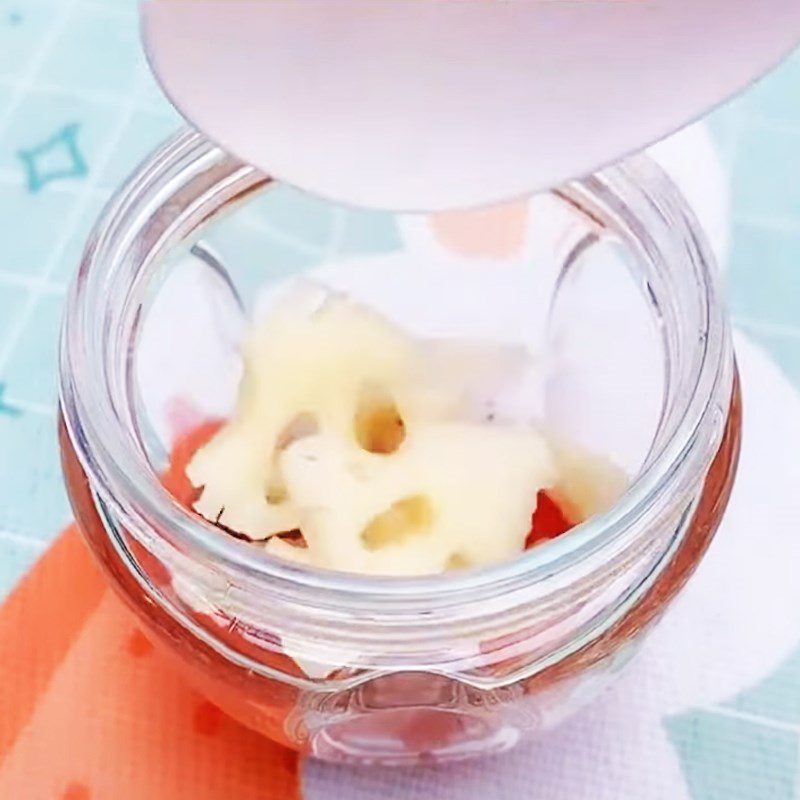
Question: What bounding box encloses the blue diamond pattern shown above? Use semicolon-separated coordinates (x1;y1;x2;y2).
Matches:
17;122;88;193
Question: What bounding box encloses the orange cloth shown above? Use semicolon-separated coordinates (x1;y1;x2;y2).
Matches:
0;527;301;800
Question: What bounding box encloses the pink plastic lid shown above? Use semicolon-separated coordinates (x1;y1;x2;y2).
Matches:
142;1;800;211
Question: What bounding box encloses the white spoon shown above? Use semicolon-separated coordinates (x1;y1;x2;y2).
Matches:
142;0;800;210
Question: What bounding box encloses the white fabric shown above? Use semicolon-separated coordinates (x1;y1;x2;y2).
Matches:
302;332;800;798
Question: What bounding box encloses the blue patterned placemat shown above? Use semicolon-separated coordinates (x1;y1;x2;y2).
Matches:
0;2;798;797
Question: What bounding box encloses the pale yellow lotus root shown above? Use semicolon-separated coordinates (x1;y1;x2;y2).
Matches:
186;284;621;574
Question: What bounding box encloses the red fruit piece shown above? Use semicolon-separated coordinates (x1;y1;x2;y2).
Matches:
162;420;224;506
526;489;575;549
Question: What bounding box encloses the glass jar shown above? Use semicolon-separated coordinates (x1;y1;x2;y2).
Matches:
58;130;740;765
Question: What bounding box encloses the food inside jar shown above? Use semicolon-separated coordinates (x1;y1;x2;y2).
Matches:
173;282;626;576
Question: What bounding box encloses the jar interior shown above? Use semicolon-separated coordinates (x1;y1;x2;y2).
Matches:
133;184;665;528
